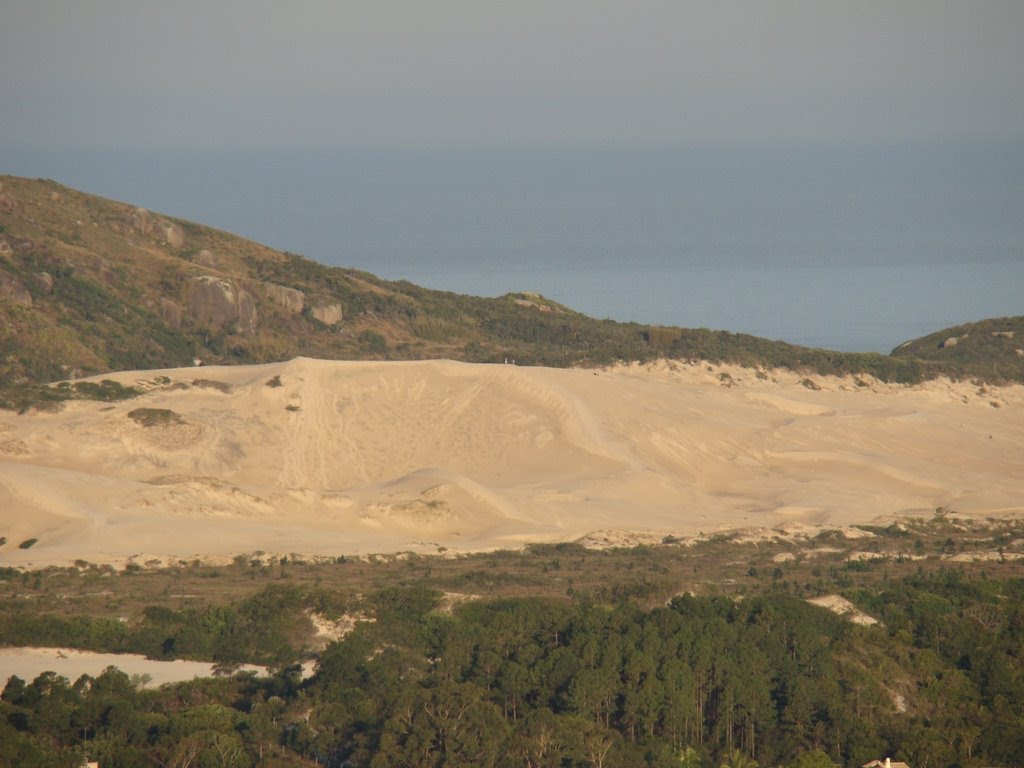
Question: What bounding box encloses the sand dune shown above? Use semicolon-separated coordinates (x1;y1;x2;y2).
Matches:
1;358;1021;567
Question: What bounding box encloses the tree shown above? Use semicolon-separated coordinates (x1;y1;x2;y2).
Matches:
719;747;759;768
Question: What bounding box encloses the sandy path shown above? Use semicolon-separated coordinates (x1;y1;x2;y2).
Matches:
0;358;1021;567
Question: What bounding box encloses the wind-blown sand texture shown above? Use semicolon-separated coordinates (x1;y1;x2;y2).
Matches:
1;358;1021;567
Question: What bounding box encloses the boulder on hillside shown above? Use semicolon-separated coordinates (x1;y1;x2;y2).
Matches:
0;239;12;258
0;272;33;306
160;221;185;248
126;207;185;248
129;207;154;235
196;250;220;269
0;191;16;214
265;283;305;314
312;303;343;325
184;275;257;335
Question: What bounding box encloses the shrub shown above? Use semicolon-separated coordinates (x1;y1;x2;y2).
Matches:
18;538;38;549
359;330;388;353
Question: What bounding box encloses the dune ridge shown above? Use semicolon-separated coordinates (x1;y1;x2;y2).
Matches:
1;358;1021;567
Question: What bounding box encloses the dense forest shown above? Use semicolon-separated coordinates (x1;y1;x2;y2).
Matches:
2;568;1023;768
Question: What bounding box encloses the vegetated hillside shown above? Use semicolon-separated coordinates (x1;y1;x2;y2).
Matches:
0;175;1019;398
891;315;1024;382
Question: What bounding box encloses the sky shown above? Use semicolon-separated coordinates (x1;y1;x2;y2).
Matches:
3;1;1024;151
2;2;1022;352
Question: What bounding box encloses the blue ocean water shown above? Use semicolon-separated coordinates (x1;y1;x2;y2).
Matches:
3;143;1022;352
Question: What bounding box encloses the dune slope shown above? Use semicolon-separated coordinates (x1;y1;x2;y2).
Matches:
1;358;1021;566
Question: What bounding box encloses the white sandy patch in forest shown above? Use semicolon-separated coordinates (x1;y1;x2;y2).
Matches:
0;357;1021;567
807;595;880;626
0;647;265;687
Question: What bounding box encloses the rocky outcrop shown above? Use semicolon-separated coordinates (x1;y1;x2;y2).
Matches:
0;271;33;306
0;239;12;258
0;186;16;213
941;337;960;349
159;298;182;328
34;272;53;294
130;207;154;235
127;207;185;249
90;256;119;286
196;250;220;269
183;276;257;334
161;222;185;248
237;290;257;334
311;303;343;325
265;283;305;314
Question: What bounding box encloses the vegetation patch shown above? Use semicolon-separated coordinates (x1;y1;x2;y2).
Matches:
190;378;232;393
646;325;683;347
17;538;37;549
127;407;185;428
0;379;141;413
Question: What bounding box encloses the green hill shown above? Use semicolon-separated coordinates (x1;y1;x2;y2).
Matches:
1;174;1020;407
890;315;1024;381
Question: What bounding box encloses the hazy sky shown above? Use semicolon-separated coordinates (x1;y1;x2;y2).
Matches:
3;1;1023;151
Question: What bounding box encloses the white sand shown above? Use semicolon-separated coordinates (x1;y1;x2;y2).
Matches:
0;646;265;687
0;357;1021;567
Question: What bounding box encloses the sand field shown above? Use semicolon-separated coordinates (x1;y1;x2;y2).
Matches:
0;357;1021;568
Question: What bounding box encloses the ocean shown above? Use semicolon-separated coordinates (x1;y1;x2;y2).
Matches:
3;142;1022;353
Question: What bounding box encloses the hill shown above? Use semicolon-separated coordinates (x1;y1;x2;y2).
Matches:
1;174;1021;407
891;314;1024;379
